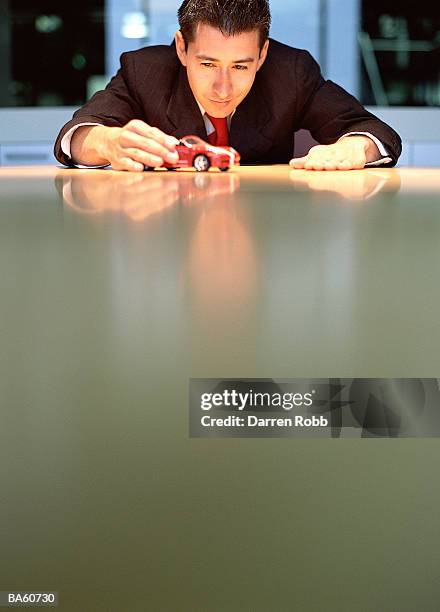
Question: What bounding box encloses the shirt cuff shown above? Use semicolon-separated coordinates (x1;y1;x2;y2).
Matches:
61;122;110;169
338;131;393;166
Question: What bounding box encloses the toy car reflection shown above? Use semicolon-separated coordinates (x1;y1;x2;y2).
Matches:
148;135;240;172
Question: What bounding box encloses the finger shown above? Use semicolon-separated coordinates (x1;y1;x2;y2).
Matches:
148;126;180;151
304;159;325;171
336;159;352;170
290;156;308;165
120;131;179;163
144;138;179;163
125;148;165;168
115;157;144;172
324;160;337;171
126;120;179;150
290;157;307;169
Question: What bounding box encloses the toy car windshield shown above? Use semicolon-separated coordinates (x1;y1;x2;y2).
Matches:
180;136;205;147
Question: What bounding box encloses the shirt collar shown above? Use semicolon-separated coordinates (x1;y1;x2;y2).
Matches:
194;98;235;135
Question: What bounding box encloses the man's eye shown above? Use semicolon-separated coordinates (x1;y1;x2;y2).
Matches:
234;65;248;71
201;62;214;68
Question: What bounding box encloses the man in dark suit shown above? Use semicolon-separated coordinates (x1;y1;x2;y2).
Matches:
54;0;401;171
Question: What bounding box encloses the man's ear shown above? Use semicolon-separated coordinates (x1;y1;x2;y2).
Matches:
257;39;269;71
175;31;187;67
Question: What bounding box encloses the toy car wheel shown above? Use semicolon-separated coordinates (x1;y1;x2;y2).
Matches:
193;154;210;172
166;167;177;171
219;167;229;172
144;166;154;171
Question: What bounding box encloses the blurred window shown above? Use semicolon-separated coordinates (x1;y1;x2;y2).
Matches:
1;1;438;109
359;3;440;106
0;1;105;107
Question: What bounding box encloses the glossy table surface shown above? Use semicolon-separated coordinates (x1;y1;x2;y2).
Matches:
1;165;440;611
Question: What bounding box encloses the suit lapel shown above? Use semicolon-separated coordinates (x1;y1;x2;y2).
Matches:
229;79;274;162
166;66;208;140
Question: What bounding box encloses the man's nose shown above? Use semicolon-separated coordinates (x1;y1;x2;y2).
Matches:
213;70;233;100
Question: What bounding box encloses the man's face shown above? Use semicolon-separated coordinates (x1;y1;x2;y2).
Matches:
175;23;269;118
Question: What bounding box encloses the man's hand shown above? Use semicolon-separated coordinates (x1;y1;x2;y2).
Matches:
290;136;380;171
71;120;180;171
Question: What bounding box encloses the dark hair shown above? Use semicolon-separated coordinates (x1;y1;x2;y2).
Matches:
178;0;271;49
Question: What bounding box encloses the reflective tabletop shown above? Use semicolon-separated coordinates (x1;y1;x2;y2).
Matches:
1;165;440;611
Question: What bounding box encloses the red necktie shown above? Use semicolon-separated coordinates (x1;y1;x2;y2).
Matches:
206;114;229;146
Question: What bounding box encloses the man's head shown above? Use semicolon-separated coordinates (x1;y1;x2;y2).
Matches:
175;0;271;118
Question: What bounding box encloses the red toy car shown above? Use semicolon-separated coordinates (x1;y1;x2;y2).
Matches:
147;135;240;172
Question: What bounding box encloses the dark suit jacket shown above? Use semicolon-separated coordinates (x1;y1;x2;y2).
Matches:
54;39;401;166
